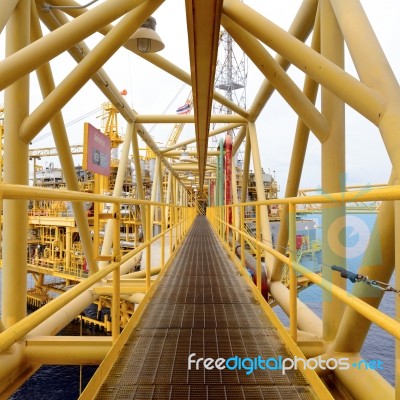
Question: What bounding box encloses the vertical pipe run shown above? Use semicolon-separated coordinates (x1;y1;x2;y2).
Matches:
209;179;215;207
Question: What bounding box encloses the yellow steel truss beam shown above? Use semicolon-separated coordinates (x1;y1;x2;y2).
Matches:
20;0;164;143
135;114;246;124
222;14;329;143
0;0;147;91
185;0;223;189
222;0;385;125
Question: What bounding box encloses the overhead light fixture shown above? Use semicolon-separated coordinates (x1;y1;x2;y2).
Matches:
180;145;191;162
126;16;164;53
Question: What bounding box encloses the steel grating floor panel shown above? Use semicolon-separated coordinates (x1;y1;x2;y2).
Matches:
95;216;317;399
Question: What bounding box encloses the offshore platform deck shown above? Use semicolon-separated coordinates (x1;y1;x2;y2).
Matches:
96;216;316;399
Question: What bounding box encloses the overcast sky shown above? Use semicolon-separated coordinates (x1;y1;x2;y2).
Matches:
0;0;399;194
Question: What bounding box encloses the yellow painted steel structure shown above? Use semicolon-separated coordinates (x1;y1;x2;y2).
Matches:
0;0;400;398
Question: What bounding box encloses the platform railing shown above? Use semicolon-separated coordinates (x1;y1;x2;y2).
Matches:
207;184;400;395
0;183;196;355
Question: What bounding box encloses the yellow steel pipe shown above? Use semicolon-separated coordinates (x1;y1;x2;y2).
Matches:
20;0;164;142
4;181;400;206
94;287;146;295
232;124;246;156
213;212;322;336
320;0;346;341
24;337;112;365
0;0;147;91
333;174;395;353
119;267;162;279
0;0;18;33
248;122;273;269
330;1;400;182
37;9;184;190
222;0;386;125
333;354;394;399
247;0;319;121
161;122;244;154
222;14;329;142
31;5;97;275
2;0;30;328
290;263;400;341
0;203;192;354
99;123;133;268
0;234;152;354
395;199;400;397
288;203;298;342
212;208;400;341
132;51;249;119
135;114;246;124
161;151;220;157
271;25;321;281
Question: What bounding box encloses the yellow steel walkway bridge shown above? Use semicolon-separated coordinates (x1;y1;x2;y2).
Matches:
1;1;400;399
86;216;324;399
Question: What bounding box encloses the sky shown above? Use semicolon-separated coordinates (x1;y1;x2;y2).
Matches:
0;0;399;195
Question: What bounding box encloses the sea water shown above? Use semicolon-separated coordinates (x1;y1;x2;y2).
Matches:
0;213;396;397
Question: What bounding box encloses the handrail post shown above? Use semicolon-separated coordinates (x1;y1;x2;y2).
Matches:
256;204;261;292
112;203;121;343
289;202;298;342
231;205;235;254
145;204;151;291
169;205;173;256
240;205;245;271
161;205;165;269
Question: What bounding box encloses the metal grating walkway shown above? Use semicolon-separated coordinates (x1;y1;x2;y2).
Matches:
96;216;317;399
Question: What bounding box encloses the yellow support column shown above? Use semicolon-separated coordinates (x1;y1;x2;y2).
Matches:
248;122;273;270
2;0;30;327
320;0;346;341
333;174;395;353
396;200;400;398
31;4;97;275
